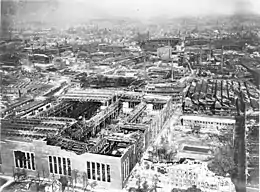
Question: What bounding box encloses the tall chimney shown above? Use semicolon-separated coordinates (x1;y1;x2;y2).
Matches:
221;46;224;73
209;38;212;61
144;56;147;80
171;59;174;81
199;46;202;64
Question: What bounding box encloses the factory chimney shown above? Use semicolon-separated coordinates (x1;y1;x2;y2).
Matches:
144;56;147;80
209;38;212;61
199;46;202;64
171;59;174;81
221;46;224;73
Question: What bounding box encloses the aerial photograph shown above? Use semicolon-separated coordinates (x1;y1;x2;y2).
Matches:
0;0;259;192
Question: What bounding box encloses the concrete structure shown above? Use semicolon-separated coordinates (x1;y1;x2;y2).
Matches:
0;89;174;190
180;115;235;135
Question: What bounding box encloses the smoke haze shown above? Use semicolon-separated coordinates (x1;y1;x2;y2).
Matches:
1;0;260;25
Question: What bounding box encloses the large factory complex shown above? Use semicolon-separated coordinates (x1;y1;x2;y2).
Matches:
1;10;260;192
1;87;174;190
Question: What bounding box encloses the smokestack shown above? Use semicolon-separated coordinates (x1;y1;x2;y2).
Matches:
221;46;224;73
199;46;202;64
171;59;174;81
209;38;212;61
144;56;147;80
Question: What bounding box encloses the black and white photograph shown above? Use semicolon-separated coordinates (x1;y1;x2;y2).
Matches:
0;0;259;192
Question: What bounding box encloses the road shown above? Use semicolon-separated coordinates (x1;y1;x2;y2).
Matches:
154;106;182;145
125;105;182;190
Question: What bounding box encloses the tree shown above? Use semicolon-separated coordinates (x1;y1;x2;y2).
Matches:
151;174;160;192
186;185;202;192
207;143;237;178
71;169;79;190
142;180;149;191
135;174;142;189
67;176;73;192
59;176;68;192
82;172;89;191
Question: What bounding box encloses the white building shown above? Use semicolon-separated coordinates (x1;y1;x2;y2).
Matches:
141;160;236;192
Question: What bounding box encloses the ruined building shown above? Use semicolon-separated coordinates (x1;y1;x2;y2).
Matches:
0;88;173;190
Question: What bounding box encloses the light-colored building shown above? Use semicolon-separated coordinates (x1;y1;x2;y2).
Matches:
141;159;236;192
180;115;235;135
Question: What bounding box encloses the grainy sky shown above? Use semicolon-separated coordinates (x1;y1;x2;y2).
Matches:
67;0;259;18
3;0;260;24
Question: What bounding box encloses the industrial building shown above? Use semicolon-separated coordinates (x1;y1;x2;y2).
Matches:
183;79;259;116
0;88;174;190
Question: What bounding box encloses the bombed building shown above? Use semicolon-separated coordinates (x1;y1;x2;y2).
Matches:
0;88;173;190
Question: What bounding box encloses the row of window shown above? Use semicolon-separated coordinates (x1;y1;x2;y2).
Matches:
86;161;111;182
129;102;139;109
49;156;72;176
184;120;234;126
122;157;130;181
13;152;113;183
153;104;164;111
14;151;36;171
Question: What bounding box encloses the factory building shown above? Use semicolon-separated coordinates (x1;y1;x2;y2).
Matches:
0;88;174;190
181;115;235;131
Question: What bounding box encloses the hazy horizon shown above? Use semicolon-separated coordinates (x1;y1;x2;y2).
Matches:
2;0;260;25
